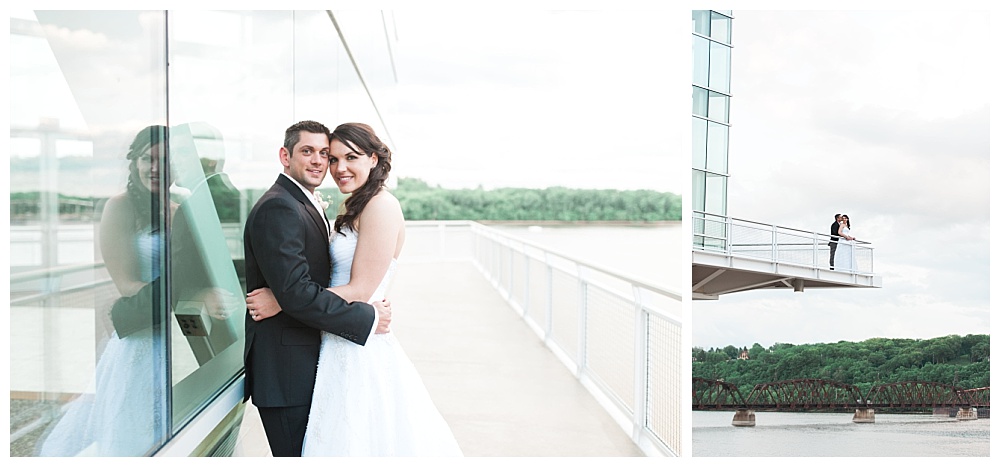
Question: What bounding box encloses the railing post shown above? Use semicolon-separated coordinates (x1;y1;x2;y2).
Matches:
813;233;819;268
576;263;587;378
850;242;857;274
632;285;649;441
520;243;529;319
725;216;733;254
545;251;554;341
438;222;447;258
507;243;514;304
771;224;778;265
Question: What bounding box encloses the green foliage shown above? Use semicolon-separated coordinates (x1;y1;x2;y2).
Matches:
692;334;990;396
15;177;681;224
391;177;681;222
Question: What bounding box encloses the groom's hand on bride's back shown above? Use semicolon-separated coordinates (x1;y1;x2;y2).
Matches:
375;299;392;334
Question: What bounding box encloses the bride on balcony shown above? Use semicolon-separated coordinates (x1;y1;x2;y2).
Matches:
834;214;857;272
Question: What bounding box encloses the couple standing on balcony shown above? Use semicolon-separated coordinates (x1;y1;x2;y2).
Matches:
242;121;463;457
828;213;858;272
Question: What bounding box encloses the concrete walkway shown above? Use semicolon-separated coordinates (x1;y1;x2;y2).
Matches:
233;259;643;457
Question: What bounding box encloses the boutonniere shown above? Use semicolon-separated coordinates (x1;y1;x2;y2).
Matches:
314;190;331;211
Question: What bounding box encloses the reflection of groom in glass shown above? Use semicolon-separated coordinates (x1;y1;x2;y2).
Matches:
828;213;841;270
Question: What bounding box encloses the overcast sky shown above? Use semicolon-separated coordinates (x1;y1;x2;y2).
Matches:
693;10;992;350
388;9;687;193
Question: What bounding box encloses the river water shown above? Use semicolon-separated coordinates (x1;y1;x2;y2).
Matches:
693;411;990;457
488;222;683;293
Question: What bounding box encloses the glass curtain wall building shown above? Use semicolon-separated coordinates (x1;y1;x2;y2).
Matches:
691;10;733;251
690;10;879;299
9;10;398;456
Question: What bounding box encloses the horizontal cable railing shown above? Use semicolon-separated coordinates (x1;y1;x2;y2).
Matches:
405;220;682;457
692;211;875;274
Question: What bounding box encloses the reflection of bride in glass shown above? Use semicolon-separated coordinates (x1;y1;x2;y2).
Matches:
37;125;170;456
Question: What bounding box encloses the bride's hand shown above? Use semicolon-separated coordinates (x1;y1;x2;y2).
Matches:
197;286;241;320
246;287;282;321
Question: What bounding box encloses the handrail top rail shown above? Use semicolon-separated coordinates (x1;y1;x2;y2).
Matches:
407;220;681;301
692;210;873;245
468;222;682;301
11;262;107;282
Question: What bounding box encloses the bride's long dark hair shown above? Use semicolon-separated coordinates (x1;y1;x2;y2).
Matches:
331;122;392;235
124;125;168;233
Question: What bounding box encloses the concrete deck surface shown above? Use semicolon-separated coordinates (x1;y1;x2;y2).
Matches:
232;259;643;457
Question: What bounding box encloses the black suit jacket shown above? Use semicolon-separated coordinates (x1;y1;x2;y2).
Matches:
242;175;375;407
829;221;841;247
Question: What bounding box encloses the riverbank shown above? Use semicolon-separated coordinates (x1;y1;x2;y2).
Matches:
479;220;680;227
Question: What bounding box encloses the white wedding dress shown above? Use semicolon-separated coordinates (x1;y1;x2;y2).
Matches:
834;226;858;272
37;228;162;456
301;228;463;456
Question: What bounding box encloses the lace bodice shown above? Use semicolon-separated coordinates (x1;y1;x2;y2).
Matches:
329;228;396;303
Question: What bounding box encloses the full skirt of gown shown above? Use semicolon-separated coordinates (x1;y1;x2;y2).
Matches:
301;229;463;456
36;328;162;456
833;227;858;272
37;229;163;456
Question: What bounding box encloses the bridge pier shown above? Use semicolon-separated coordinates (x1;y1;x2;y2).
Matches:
956;408;978;421
852;408;875;423
732;409;756;427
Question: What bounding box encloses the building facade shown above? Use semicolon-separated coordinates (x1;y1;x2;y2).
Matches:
691;10;733;251
9;10;398;456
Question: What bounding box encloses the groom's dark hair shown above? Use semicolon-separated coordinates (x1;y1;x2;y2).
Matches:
284;120;331;153
834;213;841;219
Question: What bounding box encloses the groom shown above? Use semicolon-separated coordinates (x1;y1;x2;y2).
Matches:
828;213;841;270
243;120;391;456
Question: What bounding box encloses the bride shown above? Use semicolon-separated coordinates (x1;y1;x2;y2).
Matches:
833;214;857;272
246;122;462;456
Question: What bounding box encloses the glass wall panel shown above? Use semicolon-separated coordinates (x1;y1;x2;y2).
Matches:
692;117;708;170
691;170;706;213
707;91;729;124
708;41;731;93
12;10;170;457
706;121;729;174
11;8;399;458
166;10;292;428
692;10;710;37
692;86;708;118
710;12;731;44
332;10;399;115
692;35;709;88
705;172;728;217
294;11;389;143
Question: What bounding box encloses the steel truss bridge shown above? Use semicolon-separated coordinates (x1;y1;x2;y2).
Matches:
694;378;990;411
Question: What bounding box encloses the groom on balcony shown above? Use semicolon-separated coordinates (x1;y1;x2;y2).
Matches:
828;213;842;270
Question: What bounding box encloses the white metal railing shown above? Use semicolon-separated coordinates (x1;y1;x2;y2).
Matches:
405;221;682;457
692;211;875;274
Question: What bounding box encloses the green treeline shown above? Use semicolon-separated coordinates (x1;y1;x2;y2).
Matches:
385;178;681;222
692;334;990;396
13;177;681;224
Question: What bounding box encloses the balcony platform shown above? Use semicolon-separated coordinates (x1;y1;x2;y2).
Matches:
693;249;882;300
